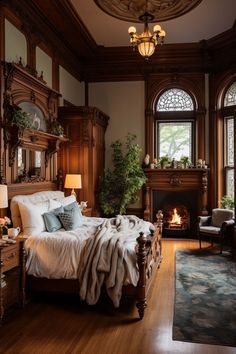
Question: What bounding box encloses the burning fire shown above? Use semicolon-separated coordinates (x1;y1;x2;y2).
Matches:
170;208;181;225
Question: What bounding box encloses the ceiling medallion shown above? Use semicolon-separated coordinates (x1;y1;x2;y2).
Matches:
94;0;203;23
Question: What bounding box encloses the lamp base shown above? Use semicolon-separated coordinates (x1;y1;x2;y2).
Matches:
71;188;77;199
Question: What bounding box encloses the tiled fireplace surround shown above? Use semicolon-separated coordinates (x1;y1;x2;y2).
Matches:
143;169;209;237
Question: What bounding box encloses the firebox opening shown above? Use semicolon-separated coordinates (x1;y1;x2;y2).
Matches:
153;190;198;238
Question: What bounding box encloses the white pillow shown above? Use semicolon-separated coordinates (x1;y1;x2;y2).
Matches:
49;195;76;210
18;201;49;236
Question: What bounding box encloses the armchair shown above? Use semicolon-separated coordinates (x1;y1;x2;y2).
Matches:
197;208;234;254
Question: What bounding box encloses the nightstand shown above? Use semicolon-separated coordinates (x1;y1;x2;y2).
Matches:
82;208;92;217
0;239;26;322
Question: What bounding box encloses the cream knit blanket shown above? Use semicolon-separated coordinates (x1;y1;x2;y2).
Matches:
78;215;154;307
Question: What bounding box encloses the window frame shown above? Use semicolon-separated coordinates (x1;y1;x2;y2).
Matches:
154;110;196;163
223;111;235;198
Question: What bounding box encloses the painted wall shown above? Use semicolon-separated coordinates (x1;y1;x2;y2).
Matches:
89;81;145;168
59;66;85;106
89;81;145;209
36;47;52;88
5;19;27;64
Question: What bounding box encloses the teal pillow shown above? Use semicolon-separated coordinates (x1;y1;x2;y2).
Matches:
43;206;63;232
58;202;83;230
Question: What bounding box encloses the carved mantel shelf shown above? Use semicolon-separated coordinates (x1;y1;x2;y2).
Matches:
8;127;69;167
143;168;209;222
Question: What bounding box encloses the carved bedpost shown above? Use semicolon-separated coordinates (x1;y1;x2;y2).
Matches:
57;168;63;191
136;232;147;319
20;240;26;307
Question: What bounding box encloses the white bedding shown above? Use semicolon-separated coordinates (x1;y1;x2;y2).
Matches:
25;215;154;307
25;216;103;279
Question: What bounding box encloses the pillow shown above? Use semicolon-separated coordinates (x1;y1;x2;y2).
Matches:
43;206;64;232
18;201;49;236
49;195;76;210
58;202;83;231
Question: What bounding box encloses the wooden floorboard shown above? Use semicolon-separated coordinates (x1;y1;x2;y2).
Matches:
0;239;235;354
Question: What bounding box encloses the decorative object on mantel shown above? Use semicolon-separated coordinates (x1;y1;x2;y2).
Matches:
142;153;150;168
159;155;171;169
11;107;32;130
180;156;192;169
99;133;146;216
49;119;64;136
15;57;47;84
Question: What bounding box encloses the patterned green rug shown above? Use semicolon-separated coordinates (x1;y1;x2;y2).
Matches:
173;249;236;347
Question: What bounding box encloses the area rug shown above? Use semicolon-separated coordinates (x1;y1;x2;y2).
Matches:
173;249;236;347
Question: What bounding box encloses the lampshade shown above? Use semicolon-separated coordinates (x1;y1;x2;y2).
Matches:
64;174;82;189
0;185;8;208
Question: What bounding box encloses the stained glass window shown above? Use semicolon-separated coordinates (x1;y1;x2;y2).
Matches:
157;88;194;111
226;117;234;166
224;82;236;107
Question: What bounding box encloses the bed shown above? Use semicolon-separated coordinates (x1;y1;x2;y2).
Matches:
10;188;163;319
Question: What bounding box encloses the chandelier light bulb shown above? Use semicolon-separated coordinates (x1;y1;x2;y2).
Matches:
153;24;161;33
128;26;136;34
159;30;166;37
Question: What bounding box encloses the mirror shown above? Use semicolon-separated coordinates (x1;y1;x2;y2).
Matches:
17;148;44;182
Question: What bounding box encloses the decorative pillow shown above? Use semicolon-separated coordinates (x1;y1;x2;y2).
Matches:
49;195;76;210
43;206;64;232
18;201;49;236
58;202;83;230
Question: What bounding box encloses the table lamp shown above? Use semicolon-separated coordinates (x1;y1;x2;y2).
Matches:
64;174;82;199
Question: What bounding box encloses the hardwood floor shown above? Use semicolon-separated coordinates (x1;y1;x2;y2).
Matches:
0;239;235;354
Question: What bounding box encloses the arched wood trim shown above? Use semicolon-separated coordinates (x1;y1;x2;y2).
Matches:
209;71;236;209
145;73;206;162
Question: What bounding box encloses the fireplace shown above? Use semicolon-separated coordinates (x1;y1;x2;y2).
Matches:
143;168;209;237
153;190;198;237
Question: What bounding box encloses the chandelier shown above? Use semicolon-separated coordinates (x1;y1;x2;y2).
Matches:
128;12;166;59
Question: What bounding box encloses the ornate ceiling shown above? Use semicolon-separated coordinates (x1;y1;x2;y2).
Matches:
94;0;203;23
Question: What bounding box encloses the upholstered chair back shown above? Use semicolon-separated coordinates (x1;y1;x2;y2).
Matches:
211;208;234;228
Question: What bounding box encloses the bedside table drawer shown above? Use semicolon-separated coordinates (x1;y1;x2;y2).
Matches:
1;245;20;272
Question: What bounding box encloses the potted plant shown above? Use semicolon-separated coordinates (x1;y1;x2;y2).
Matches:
50;120;64;136
180;156;191;168
98;133;146;216
159;155;171;169
11;109;32;129
221;195;234;210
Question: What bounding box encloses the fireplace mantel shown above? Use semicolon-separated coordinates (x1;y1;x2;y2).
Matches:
143;168;209;222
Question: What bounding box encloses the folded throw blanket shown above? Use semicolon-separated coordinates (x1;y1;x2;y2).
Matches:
78;215;154;307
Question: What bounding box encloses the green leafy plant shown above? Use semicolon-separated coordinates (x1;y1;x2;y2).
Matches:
221;195;234;210
180;156;191;168
11;109;32;129
159;155;171;168
50;120;64;136
98;133;146;216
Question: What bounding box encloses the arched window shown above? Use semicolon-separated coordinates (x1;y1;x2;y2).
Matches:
157;88;194;111
155;88;195;162
223;82;236;198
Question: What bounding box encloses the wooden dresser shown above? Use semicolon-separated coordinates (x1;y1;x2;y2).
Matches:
0;239;26;322
58;106;109;216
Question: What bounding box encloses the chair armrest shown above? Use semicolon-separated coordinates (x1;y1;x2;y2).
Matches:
221;219;235;230
198;216;212;226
